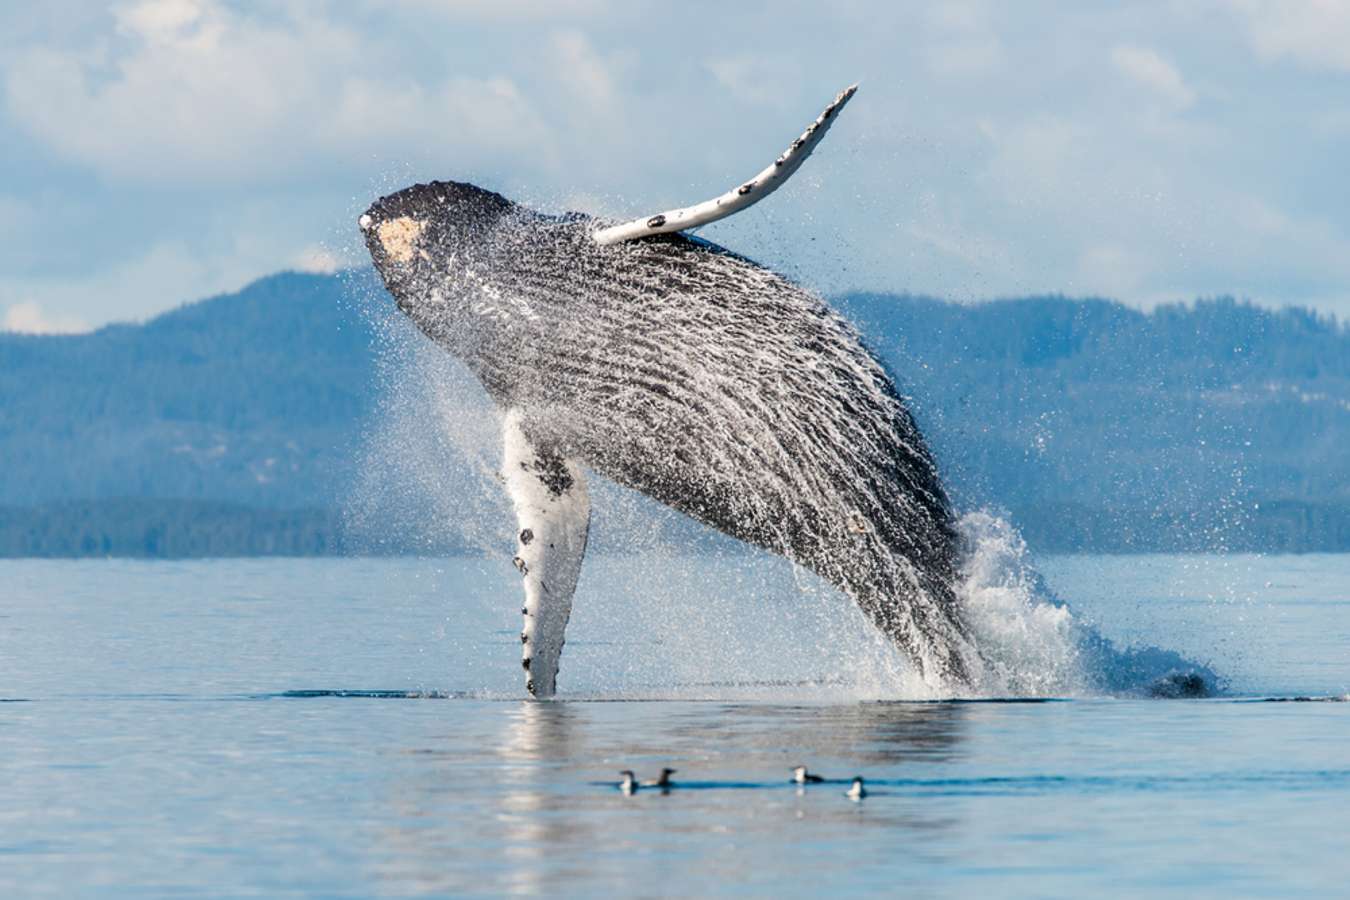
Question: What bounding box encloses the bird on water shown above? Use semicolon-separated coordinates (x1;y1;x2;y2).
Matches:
642;768;676;790
618;771;637;795
847;777;867;800
792;766;825;784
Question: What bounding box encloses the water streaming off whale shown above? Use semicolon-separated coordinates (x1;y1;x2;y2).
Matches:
343;246;1214;701
359;181;977;691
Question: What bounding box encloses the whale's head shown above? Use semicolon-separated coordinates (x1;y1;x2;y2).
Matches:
359;181;530;335
360;181;514;267
360;84;860;361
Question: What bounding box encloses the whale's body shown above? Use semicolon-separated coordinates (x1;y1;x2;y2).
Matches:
361;182;974;691
358;84;976;694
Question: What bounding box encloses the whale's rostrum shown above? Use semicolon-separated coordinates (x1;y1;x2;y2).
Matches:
360;86;977;696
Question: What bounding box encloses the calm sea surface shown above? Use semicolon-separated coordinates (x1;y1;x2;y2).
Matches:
2;553;1347;897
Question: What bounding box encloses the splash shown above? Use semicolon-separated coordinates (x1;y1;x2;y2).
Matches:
357;182;976;685
954;510;1220;698
344;185;1219;700
955;511;1085;696
342;297;509;558
343;280;1222;700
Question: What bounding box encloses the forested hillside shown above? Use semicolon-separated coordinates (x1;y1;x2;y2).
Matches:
0;272;378;509
842;293;1350;550
3;272;1347;555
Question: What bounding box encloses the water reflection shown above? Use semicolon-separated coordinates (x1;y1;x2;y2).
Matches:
496;702;589;894
702;701;969;766
374;699;973;894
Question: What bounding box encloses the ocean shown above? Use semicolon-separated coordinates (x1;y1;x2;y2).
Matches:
2;550;1347;897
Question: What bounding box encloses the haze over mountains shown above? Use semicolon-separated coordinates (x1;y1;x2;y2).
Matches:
2;271;1347;556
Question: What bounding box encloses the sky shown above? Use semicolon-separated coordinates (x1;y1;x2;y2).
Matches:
3;0;1350;333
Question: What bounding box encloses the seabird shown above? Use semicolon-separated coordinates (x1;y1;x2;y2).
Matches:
792;765;825;784
642;767;676;790
619;770;637;795
846;776;867;800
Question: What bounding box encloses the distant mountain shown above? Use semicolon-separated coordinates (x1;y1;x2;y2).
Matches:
840;293;1350;550
2;271;1348;556
0;271;378;510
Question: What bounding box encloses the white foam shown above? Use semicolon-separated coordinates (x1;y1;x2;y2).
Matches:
345;279;1217;701
952;509;1220;699
955;510;1089;696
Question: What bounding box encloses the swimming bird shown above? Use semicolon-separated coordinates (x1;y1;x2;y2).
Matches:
618;770;637;795
846;777;867;800
792;765;825;784
360;85;976;698
642;768;676;790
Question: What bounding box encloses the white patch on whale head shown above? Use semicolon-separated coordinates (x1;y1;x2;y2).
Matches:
377;216;426;263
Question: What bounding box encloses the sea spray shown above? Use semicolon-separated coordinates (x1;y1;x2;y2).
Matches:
343;300;508;557
955;511;1087;696
956;510;1221;697
343;282;1219;698
356;182;974;685
344;293;1218;698
343;189;1219;698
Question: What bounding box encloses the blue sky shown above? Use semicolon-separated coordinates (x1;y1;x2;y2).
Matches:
3;0;1350;332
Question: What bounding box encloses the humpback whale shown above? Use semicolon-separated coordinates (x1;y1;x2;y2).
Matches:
360;86;975;696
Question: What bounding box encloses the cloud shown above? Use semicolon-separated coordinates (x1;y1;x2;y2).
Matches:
119;0;204;41
1225;0;1350;72
4;0;1350;327
1111;45;1196;109
0;237;285;328
293;245;342;274
548;29;616;109
704;55;801;107
962;95;1350;309
2;301;89;334
2;0;555;184
921;2;1004;78
924;36;1004;78
5;2;333;182
376;0;610;21
326;74;554;169
1075;243;1149;299
980;115;1089;203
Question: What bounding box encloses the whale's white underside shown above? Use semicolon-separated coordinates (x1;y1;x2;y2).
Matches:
502;409;590;698
358;84;979;697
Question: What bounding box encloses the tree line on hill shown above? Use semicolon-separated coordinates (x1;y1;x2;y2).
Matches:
2;271;1347;556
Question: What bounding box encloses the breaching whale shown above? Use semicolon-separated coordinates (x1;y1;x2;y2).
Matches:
360;86;975;696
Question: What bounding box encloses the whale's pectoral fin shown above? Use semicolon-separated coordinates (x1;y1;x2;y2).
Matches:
591;84;857;245
502;410;590;699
